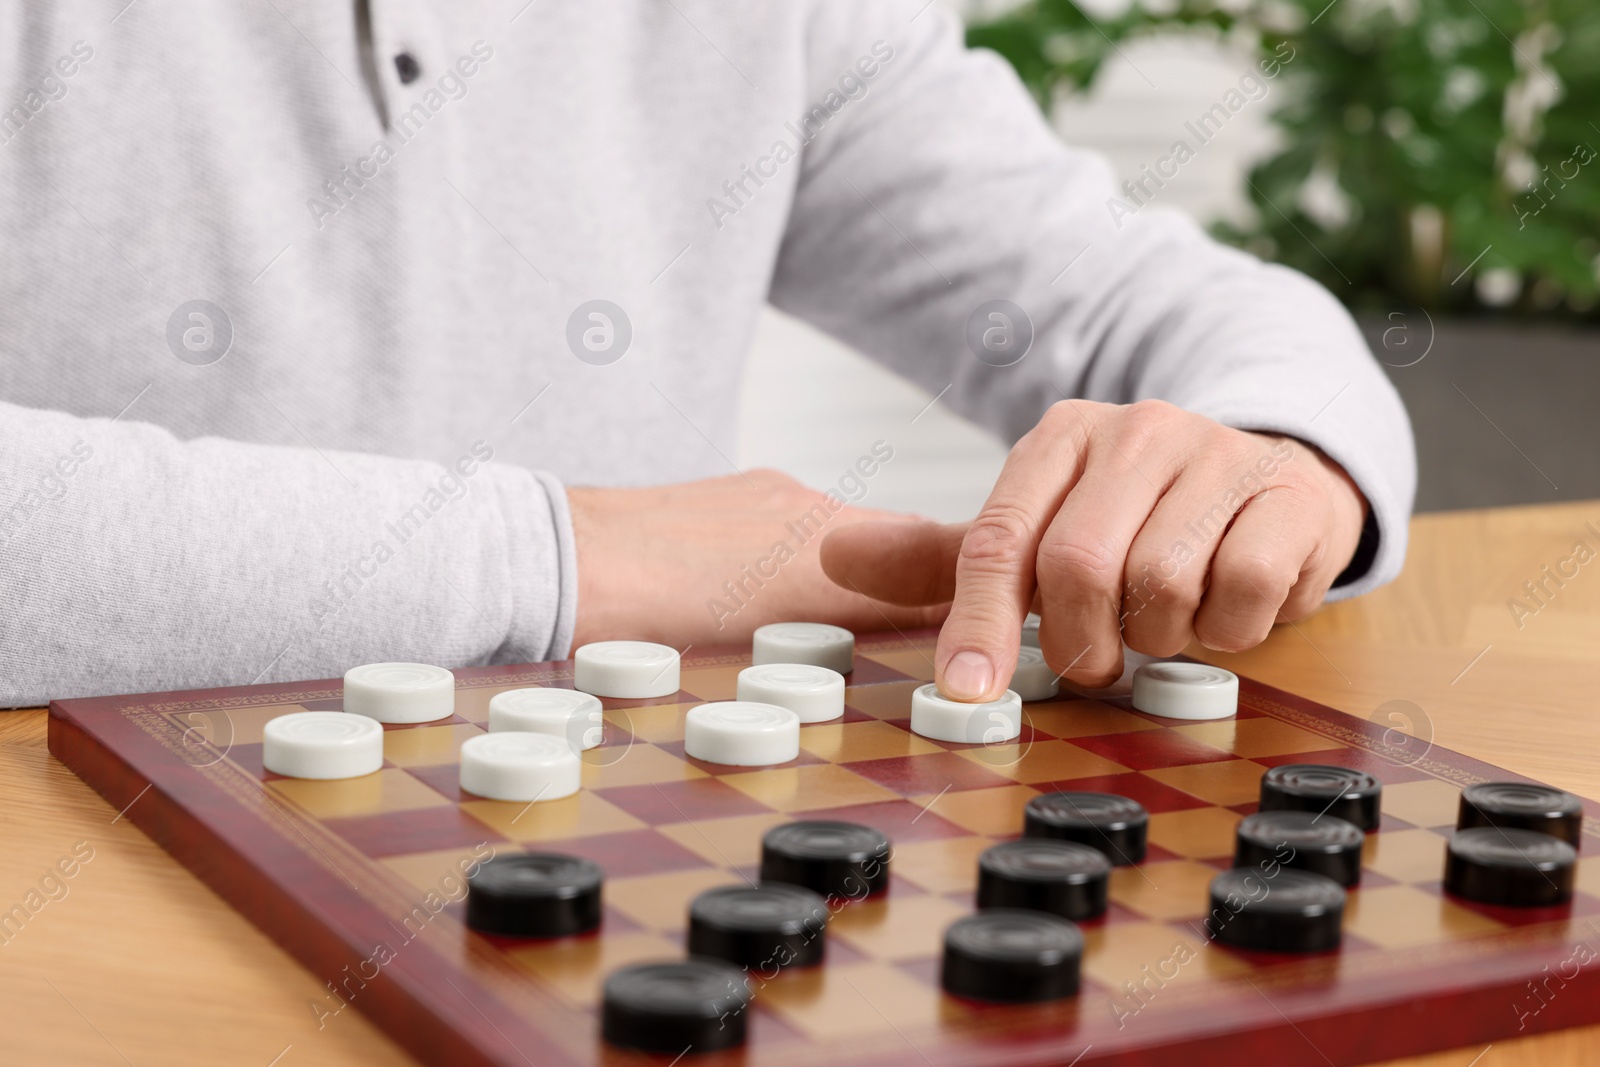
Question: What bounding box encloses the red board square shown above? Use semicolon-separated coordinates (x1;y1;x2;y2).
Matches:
894;957;943;987
405;763;465;802
840;752;1018;796
801;799;969;843
596;778;775;825
325;807;507;858
845;657;916;686
552;828;714;878
1032;772;1214;814
1070;729;1236;771
1427;885;1600;927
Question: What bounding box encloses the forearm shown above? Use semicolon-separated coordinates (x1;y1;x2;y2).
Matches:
0;402;575;705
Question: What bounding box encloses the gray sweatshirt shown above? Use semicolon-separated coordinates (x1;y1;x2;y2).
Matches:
0;0;1414;705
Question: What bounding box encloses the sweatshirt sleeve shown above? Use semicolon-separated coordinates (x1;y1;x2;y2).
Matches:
769;0;1415;597
0;399;576;705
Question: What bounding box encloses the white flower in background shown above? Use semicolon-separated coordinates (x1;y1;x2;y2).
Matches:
1256;0;1304;34
1382;108;1416;139
1342;0;1419;28
1495;22;1563;209
1439;67;1486;115
1502;148;1539;191
1502;24;1563;143
1475;268;1521;307
1425;18;1487;60
1297;160;1355;232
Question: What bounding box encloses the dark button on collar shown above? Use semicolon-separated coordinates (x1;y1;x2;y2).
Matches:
394;52;421;84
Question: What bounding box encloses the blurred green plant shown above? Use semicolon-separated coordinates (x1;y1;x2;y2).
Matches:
967;0;1600;317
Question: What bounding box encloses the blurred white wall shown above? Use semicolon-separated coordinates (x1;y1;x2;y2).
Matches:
738;26;1277;521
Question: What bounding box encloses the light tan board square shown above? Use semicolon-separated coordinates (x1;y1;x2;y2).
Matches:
380;845;491;896
508;932;681;1004
960;738;1128;784
721;764;898;812
759;961;963;1040
911;785;1039;836
678;665;745;702
607;868;746;930
828;895;969;961
602;702;699;744
1081;921;1251;992
1362;828;1450;883
1109;860;1220;922
1343;885;1504;948
1146;807;1242;860
383;723;486;767
842;681;922;720
1578;854;1600;899
1026;700;1163;739
1382;779;1464;828
656;812;797;868
268;768;454;819
462;791;646;843
799;720;942;762
891;836;997;894
581;745;708;788
1170;719;1335;759
1145;760;1271;807
453;685;530;724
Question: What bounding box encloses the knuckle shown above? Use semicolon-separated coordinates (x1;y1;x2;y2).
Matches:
1214;552;1290;601
1039;399;1082;433
961;507;1036;568
1037;537;1122;594
1125;628;1192;659
1195;613;1271;653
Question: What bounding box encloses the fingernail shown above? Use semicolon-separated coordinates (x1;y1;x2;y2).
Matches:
943;651;994;701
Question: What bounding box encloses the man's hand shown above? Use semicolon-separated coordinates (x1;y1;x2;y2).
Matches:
819;400;1367;701
568;470;947;649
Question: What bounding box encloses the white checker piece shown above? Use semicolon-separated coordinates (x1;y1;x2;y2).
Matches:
1130;662;1239;720
263;711;384;780
910;685;1023;744
573;641;680;698
750;623;854;675
344;662;455;724
459;732;581;802
736;663;845;723
489;687;605;750
684;701;801;766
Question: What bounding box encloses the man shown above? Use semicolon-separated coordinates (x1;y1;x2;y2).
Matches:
0;1;1412;707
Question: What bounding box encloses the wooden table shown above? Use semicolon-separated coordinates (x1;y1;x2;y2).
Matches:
4;500;1598;1066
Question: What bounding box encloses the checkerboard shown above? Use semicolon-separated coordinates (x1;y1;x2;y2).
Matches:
48;631;1600;1067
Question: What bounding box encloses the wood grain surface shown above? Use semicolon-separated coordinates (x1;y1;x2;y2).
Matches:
4;500;1598;1067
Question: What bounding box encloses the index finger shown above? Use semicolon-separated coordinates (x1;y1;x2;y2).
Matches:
936;402;1091;701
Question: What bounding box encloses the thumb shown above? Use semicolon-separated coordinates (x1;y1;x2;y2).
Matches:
820;519;967;606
